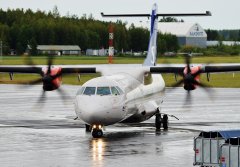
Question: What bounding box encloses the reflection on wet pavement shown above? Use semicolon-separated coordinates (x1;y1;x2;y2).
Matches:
91;139;105;166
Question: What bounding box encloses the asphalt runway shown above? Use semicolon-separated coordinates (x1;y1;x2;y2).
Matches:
1;84;240;167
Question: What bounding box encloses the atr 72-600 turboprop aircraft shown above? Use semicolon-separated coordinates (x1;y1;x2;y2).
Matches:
1;4;240;138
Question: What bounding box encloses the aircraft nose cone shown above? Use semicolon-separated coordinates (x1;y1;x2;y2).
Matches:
75;96;124;125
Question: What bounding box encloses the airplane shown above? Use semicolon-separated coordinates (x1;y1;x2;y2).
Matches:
1;3;240;138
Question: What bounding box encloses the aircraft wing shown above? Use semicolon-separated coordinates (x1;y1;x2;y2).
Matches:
150;65;240;74
0;66;43;74
0;66;97;74
2;64;240;75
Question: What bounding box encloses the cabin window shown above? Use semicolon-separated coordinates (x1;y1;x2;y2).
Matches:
97;87;111;96
83;87;96;95
111;87;120;95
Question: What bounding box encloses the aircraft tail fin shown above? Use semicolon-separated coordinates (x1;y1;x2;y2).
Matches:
143;4;158;67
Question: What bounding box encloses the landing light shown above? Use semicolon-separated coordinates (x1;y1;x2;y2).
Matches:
92;124;102;129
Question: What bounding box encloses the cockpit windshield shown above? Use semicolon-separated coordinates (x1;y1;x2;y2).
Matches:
83;87;96;95
97;87;111;95
77;86;124;96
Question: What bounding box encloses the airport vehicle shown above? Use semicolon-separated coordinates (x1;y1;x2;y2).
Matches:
1;4;240;138
220;137;240;167
194;130;240;167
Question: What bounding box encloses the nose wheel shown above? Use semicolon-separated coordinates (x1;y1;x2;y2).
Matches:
91;125;103;138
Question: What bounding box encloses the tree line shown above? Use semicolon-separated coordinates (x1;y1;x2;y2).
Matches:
0;7;179;55
1;7;240;56
206;29;240;41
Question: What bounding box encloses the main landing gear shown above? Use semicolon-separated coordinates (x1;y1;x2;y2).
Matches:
155;108;168;131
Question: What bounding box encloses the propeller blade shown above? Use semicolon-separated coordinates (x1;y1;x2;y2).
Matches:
193;79;214;99
184;90;192;106
47;55;54;75
37;90;46;103
5;77;43;86
25;55;35;66
17;78;43;90
27;78;43;85
57;87;70;104
192;79;208;88
0;78;10;84
184;54;191;74
171;79;184;87
24;56;43;76
32;90;46;111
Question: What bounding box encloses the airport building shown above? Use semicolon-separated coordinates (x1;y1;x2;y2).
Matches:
86;48;108;56
159;23;207;48
37;45;81;55
27;45;81;55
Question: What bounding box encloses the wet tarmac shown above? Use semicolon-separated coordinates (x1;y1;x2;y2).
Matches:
0;84;240;167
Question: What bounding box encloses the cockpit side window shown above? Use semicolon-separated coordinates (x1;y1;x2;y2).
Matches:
83;87;96;95
97;87;111;96
76;87;85;95
111;87;120;95
116;86;124;95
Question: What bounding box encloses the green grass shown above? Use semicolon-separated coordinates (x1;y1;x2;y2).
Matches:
1;55;240;65
1;55;240;88
0;56;145;65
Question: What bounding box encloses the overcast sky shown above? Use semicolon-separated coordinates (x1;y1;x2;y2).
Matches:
0;0;239;30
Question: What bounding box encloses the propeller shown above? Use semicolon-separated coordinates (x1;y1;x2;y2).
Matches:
23;55;59;85
22;55;69;107
170;53;212;105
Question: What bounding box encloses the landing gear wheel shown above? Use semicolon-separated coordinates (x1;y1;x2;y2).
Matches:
92;129;103;138
155;112;162;130
85;124;92;132
162;114;169;130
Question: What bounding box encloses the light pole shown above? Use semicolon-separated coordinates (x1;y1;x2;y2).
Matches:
108;24;114;64
0;41;2;62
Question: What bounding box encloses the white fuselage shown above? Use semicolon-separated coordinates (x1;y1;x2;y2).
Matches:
74;68;165;126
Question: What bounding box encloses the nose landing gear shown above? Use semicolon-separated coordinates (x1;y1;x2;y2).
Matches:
91;125;103;138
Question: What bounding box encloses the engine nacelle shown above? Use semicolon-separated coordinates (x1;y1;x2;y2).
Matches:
42;67;62;91
138;101;158;116
183;65;201;91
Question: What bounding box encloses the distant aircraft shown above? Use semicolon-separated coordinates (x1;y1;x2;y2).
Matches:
1;3;240;138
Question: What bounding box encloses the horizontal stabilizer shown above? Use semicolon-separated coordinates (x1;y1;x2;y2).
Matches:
101;13;150;17
157;11;211;17
101;11;211;18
